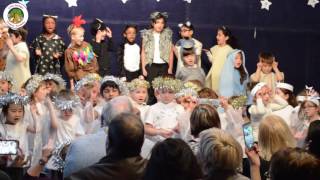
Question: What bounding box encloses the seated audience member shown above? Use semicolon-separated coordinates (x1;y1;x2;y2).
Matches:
144;138;202;180
66;113;147;180
199;128;249;180
305;120;320;159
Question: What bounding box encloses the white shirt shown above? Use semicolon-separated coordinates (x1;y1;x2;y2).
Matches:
124;43;140;72
153;33;166;64
56;114;83;146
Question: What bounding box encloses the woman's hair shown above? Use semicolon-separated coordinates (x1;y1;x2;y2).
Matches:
8;28;28;41
198;88;219;99
258;115;296;161
306;120;320;159
234;52;247;84
278;88;298;107
190;104;221;137
199;128;243;179
144;138;202;180
217;26;239;49
42;16;57;34
100;81;120;96
270;147;320;180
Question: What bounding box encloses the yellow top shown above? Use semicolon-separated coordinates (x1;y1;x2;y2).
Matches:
205;44;233;91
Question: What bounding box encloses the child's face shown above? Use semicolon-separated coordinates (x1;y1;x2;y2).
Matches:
103;87;120;101
275;88;289;101
45;80;58;94
184;54;196;66
256;86;271;104
97;29;107;40
90;85;100;106
180;26;193;39
216;30;228;46
71;28;84;46
0;22;9;38
124;27;137;43
6;104;24;125
234;52;243;68
303;101;319;118
44;18;56;34
130;87;148;105
34;84;48;102
260;61;273;74
0;80;11;95
152;18;165;33
159;89;175;104
180;96;197;111
77;88;90;106
61;109;73;121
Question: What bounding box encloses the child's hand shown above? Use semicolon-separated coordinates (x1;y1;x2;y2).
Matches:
35;48;42;56
106;27;112;38
158;129;174;138
70;79;75;93
142;68;148;77
168;68;173;75
5;38;14;49
257;62;262;70
272;61;279;70
219;96;229;110
53;52;61;59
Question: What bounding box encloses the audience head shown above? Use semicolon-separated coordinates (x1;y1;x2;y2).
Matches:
107;113;144;158
269;147;320;180
101;96;134;127
258;115;296;161
144;138;202;180
199;128;243;179
190;104;221;137
306;120;320;159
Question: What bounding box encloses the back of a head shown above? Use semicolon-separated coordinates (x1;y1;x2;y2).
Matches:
107;113;144;158
199;128;243;178
270;147;320;180
144;138;202;180
101;96;133;126
258;115;296;161
190;104;221;137
306;120;320;159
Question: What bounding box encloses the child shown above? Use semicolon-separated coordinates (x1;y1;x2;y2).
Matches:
43;73;66;98
144;76;184;142
219;49;249;97
5;28;31;90
118;24;141;81
175;21;203;71
250;52;284;95
0;93;37;177
90;18;114;76
141;12;174;104
248;82;288;141
0;18;9;70
205;26;235;91
30;15;65;75
0;71;14;95
175;43;205;85
271;83;296;125
127;78;150;122
176;87;199;112
65;15;99;81
100;75;126;102
46;90;83;146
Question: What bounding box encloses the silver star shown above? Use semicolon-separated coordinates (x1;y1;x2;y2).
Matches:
260;0;272;11
183;0;192;3
121;0;129;3
65;0;78;7
308;0;319;8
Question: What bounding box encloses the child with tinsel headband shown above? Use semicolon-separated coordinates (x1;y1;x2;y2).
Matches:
0;71;14;95
65;15;99;81
144;76;185;142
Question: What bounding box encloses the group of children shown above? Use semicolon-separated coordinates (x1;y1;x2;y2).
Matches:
0;11;319;179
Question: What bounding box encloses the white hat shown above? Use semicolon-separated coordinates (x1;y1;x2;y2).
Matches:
251;82;267;97
276;82;294;92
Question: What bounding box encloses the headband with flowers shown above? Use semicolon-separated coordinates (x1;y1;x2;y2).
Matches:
152;76;182;93
127;78;150;92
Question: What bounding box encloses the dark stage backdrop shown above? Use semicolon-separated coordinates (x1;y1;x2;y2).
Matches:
1;0;320;92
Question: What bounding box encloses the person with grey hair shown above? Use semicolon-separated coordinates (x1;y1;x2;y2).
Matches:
63;96;134;177
199;128;249;180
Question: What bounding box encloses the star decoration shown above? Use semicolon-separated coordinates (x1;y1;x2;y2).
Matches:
121;0;129;3
260;0;272;11
65;0;78;7
308;0;319;8
18;0;29;6
184;0;192;3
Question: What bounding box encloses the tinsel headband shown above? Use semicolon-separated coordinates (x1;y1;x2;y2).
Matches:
43;73;66;90
152;77;182;93
101;75;128;94
127;78;150;92
0;92;29;108
53;95;80;111
25;74;45;96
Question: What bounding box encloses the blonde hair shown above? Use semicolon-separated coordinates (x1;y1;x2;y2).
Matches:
67;25;84;36
258;115;296;161
199;128;243;176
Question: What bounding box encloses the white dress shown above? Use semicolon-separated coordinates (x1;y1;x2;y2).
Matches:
5;42;31;90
